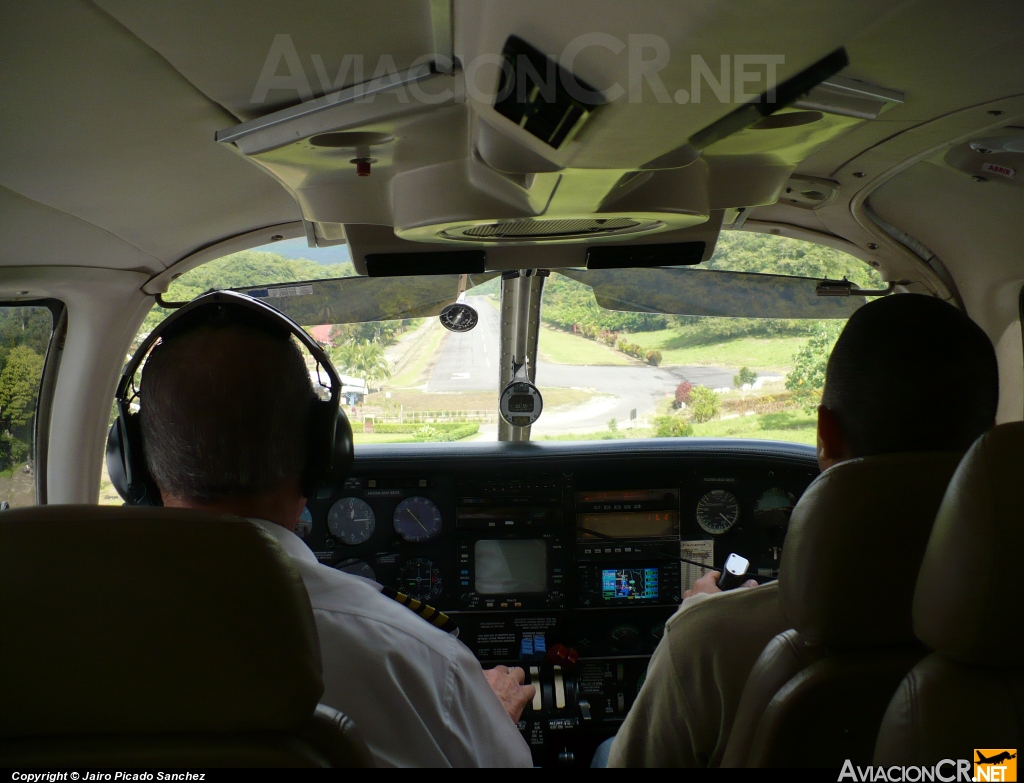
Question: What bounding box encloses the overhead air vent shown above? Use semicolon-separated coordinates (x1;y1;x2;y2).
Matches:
441;217;661;242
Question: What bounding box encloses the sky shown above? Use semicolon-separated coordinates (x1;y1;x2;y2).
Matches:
253;237;352;265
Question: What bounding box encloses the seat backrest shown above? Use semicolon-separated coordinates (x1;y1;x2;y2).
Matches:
0;505;370;767
722;451;963;767
875;423;1024;766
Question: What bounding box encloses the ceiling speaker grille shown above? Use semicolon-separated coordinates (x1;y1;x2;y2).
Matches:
456;218;643;240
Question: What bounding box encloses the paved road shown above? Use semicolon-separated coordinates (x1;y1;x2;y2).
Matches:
427;296;501;392
424;295;764;434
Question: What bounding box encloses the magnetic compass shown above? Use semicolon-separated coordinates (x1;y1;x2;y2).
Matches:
439;303;479;333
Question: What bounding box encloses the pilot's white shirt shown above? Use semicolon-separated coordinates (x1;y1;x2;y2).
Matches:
249;518;534;768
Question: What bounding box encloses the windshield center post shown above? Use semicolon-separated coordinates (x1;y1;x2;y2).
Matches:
498;269;547;442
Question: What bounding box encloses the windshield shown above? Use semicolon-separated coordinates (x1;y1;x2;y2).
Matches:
103;229;881;477
530;232;882;445
331;288;502;445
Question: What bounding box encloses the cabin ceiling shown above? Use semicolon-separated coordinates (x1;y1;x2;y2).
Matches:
0;0;1022;288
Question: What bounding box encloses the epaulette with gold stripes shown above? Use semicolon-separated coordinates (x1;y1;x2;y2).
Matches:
380;585;460;637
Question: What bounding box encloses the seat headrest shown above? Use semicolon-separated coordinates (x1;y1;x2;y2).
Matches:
913;422;1024;666
779;451;963;648
0;506;323;738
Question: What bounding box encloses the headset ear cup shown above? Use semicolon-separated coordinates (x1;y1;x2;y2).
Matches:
105;421;131;502
332;407;354;477
107;410;161;506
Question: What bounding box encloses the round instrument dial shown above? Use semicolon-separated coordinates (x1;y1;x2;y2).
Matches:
398;557;443;602
393;496;443;542
756;487;795;513
294;506;313;540
696;490;741;535
755;486;796;528
328;497;376;545
335;558;377;582
439;303;479;333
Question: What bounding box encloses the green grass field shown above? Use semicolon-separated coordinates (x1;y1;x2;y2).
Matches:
690;410;817;445
353;432;422;444
537;409;816;446
624;330;806;372
538;326;631;366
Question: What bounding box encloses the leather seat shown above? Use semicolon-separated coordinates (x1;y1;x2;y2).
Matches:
722;451;964;768
0;505;371;767
875;423;1024;765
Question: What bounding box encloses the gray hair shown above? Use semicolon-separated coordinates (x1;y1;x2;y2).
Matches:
140;321;315;503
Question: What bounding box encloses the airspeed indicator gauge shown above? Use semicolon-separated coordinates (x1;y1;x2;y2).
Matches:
328;497;376;545
696;490;740;535
439;303;478;332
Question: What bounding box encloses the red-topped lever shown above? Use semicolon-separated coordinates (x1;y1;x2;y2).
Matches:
545;643;579;668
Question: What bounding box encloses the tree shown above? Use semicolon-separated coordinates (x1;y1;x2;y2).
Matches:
141;251;356;334
689;386;721;423
0;346;44;469
674;381;693;407
785;321;843;413
734;366;758;388
0;308;53;358
329;320;405;346
541;231;882;343
330;342;391;382
607;418;618;433
655;415;693;437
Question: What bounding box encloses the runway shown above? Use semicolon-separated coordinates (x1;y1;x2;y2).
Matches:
424;296;750;434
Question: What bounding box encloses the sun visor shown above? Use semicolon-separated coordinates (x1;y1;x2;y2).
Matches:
558;267;865;319
232;273;498;326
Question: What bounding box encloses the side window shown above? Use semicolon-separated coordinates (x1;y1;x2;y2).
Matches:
0;305;55;507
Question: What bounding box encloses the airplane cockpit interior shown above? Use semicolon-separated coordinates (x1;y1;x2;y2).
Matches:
1;0;1022;771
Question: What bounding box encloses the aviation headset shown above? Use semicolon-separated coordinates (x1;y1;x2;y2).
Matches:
106;290;354;505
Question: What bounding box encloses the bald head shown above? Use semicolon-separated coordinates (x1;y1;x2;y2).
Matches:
140;318;314;504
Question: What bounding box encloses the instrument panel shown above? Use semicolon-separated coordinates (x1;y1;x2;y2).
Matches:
297;440;818;766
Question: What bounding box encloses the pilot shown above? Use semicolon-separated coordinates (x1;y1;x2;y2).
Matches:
138;306;535;768
603;293;1000;768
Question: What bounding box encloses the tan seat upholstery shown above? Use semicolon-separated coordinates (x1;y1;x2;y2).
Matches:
722;452;963;768
0;505;371;767
875;423;1024;765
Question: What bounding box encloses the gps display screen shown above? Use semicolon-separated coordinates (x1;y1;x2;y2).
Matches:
601;567;659;601
474;539;548;595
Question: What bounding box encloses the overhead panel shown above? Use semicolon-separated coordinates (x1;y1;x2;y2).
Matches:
207;0;904;262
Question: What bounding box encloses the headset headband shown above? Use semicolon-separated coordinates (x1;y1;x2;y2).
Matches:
109;289;352;505
117;289;340;407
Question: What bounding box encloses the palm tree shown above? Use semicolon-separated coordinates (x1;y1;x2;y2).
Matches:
330;341;391;382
